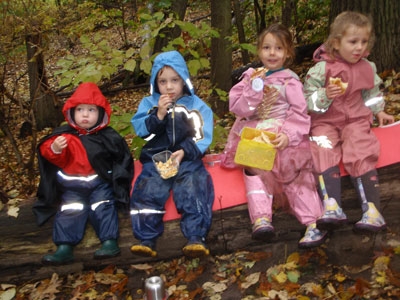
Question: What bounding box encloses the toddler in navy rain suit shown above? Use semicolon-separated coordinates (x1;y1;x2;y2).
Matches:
35;82;134;265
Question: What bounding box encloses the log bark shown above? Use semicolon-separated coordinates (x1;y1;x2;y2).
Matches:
1;164;400;284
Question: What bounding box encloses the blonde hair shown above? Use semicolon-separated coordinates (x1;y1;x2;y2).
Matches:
257;23;295;67
325;11;374;57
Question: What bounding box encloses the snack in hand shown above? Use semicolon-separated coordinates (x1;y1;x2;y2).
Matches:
329;77;348;94
252;131;272;144
251;67;268;80
156;158;179;179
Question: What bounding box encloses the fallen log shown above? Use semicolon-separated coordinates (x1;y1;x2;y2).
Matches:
2;123;400;284
0;163;400;284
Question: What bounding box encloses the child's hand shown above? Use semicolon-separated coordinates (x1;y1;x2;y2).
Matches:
325;84;343;99
376;111;395;127
52;136;67;153
171;149;184;164
272;133;289;150
157;94;174;120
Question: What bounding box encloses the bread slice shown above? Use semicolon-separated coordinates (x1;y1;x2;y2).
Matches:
329;77;348;94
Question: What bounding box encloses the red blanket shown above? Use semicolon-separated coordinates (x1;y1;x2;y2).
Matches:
132;122;400;221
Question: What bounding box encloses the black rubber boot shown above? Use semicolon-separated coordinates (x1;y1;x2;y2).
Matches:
94;239;121;259
352;169;386;233
316;166;347;230
351;169;380;212
42;244;74;265
317;166;342;205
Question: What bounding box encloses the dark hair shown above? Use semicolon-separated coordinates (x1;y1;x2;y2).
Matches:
257;23;295;67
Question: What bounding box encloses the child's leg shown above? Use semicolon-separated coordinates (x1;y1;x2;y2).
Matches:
341;120;384;232
316;166;348;229
43;177;90;265
88;181;120;259
173;160;214;257
284;169;323;225
53;187;89;245
244;170;273;223
243;170;274;241
89;181;119;241
130;163;171;256
351;169;386;232
284;169;326;248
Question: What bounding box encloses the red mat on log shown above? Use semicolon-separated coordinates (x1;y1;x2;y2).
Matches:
132;121;400;221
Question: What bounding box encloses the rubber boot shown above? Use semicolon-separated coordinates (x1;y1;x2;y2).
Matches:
182;236;210;258
316;166;347;230
298;223;327;249
42;244;74;265
94;239;121;259
131;240;157;257
352;170;386;232
243;171;274;241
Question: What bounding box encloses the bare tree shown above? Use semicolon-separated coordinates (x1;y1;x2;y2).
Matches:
26;33;64;131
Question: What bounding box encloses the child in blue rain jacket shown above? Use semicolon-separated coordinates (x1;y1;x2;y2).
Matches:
130;50;214;258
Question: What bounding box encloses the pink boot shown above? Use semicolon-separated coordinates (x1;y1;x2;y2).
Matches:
244;171;274;241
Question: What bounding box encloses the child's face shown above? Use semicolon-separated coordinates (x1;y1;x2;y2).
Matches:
157;66;184;101
74;104;99;129
334;25;370;64
258;33;287;71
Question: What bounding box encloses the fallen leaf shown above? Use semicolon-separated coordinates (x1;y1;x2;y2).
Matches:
7;206;19;218
202;281;227;293
343;264;371;274
287;270;300;283
0;287;16;300
241;272;260;289
334;272;347;282
362;236;370;243
274;271;287;284
287;252;300;264
268;289;288;299
131;263;153;271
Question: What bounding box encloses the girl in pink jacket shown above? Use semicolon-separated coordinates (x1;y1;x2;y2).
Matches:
304;12;394;233
222;24;326;248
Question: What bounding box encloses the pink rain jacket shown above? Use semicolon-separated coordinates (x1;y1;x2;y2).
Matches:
304;45;383;176
222;68;313;184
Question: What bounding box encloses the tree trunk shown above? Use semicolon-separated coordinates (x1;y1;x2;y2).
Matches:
152;0;188;54
232;0;250;65
281;0;295;29
1;163;400;284
329;0;400;72
26;33;64;130
210;0;232;116
254;0;267;33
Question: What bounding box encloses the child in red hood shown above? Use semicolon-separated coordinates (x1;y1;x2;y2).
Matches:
34;82;134;265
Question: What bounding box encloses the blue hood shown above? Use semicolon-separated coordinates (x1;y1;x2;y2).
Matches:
149;50;194;96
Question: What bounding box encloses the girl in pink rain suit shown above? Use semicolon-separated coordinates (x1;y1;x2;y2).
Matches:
222;24;326;248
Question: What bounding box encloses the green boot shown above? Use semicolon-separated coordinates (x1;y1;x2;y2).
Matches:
42;244;74;265
94;239;121;259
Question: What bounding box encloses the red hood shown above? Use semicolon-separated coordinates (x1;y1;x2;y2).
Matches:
62;82;111;134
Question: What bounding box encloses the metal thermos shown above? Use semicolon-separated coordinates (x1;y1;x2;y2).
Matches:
144;276;167;300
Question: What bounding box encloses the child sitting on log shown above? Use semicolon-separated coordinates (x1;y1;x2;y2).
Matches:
34;82;134;265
